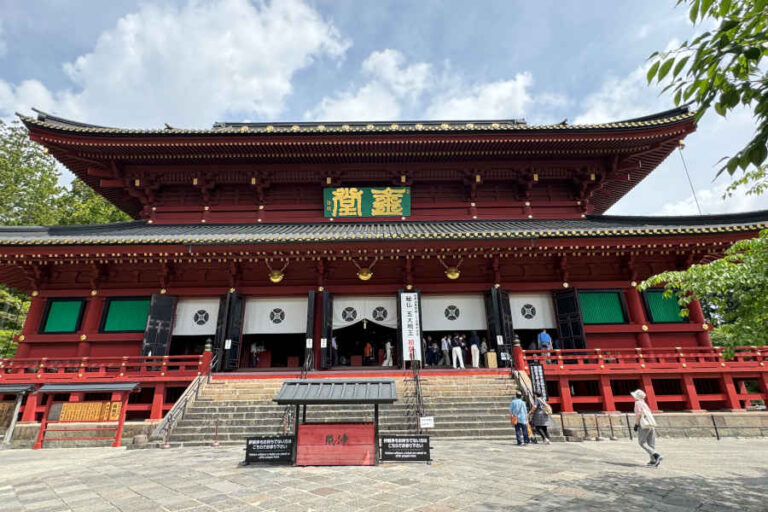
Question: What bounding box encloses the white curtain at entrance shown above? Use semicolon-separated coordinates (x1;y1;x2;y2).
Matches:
421;294;488;331
332;296;398;330
509;293;556;330
243;297;308;334
173;298;220;336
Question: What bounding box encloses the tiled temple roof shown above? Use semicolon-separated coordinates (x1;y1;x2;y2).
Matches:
0;211;765;246
19;107;694;136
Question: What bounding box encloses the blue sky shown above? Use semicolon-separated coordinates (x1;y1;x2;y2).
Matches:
0;0;765;216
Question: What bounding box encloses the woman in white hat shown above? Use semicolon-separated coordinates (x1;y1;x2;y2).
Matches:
631;389;662;467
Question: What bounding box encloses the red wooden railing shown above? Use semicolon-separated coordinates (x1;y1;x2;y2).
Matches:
519;346;768;413
522;346;766;373
0;353;213;384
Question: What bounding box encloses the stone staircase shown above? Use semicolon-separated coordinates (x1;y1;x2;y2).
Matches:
166;372;562;447
167;377;419;447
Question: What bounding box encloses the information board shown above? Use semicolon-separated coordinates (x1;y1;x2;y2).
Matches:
244;436;295;465
48;401;122;422
380;435;431;462
529;361;548;400
399;291;422;361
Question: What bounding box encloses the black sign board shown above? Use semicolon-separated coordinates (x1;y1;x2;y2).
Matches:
380;435;431;462
529;361;547;400
244;436;295;465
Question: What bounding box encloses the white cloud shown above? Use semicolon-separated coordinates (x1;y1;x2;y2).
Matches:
305;49;432;121
657;180;768;216
425;73;534;120
307;50;565;122
0;0;349;127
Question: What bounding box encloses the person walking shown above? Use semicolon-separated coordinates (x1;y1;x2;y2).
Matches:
440;335;451;366
509;391;530;446
528;391;552;444
469;331;480;368
382;339;393;367
479;337;488;367
451;333;465;369
632;389;662;467
537;329;553;363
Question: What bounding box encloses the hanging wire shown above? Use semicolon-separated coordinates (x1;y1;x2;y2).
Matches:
678;145;703;215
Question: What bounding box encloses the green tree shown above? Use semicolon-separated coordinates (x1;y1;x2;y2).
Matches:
0;120;62;225
0;120;129;358
646;0;768;195
640;229;768;349
57;179;130;225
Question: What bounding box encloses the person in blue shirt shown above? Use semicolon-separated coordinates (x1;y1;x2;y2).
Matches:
537;330;553;350
509;391;530;445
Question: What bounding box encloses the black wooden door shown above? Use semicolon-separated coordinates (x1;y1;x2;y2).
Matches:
321;291;333;368
141;294;177;357
553;289;586;349
498;289;516;345
223;292;245;370
484;288;506;350
304;290;316;369
212;294;230;371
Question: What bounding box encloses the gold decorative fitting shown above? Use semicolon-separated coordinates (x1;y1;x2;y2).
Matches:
134;179;141;187
18;335;24;342
352;257;378;281
524;201;531;207
201;219;206;223
160;288;167;294
640;363;646;368
527;214;533;219
229;287;236;293
318;286;324;292
630;281;637;288
31;290;39;297
562;282;569;288
79;334;87;341
406;284;413;290
148;220;153;224
266;259;289;283
90;290;98;296
533;174;539;182
702;324;709;330
720;362;726;367
400;175;406;183
494;283;501;288
641;325;648;332
192;177;198;185
204;206;210;211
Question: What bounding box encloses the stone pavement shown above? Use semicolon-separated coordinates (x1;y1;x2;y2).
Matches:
0;439;767;512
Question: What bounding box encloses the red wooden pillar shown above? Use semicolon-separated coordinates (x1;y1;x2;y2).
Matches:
558;377;573;413
640;375;659;411
312;291;323;370
625;288;652;348
16;296;46;358
759;373;768;403
720;374;743;411
687;300;712;347
21;392;40;422
681;375;703;412
598;375;615;412
77;295;105;357
113;391;130;447
150;383;166;420
33;395;52;449
738;381;751;408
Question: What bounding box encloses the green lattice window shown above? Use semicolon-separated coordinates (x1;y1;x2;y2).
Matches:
644;290;684;323
101;297;151;332
41;299;85;333
577;291;627;324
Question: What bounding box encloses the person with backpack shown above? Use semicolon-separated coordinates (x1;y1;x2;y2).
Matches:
508;391;530;446
632;389;663;467
528;391;552;444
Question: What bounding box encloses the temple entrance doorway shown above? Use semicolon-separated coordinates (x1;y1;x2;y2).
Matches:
239;296;310;370
332;321;397;367
331;296;398;368
509;293;557;350
170;297;220;356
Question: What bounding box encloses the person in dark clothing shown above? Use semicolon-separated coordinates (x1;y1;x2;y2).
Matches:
528;391;552;444
469;331;480;368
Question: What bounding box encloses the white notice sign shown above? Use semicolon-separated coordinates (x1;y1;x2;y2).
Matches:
320;338;327;348
399;292;422;361
305;338;313;349
224;339;232;350
419;416;435;429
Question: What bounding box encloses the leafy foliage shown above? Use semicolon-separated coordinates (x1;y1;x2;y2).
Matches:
640;229;768;348
0;120;129;357
57;179;130;225
647;0;768;195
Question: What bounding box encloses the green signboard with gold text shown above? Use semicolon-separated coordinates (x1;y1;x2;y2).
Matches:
324;187;411;218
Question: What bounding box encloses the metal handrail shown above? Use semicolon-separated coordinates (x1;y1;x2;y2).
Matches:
149;351;217;443
412;360;425;419
149;375;203;443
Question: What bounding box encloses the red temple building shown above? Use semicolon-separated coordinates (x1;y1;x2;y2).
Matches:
1;106;767;439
